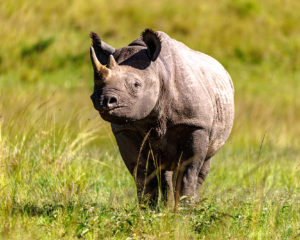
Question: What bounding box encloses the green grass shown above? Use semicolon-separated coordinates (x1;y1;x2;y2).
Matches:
1;0;300;239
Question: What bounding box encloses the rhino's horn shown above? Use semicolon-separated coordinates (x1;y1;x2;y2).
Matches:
90;46;110;81
108;55;118;69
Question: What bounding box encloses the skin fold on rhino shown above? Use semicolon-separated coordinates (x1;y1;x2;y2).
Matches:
89;29;234;207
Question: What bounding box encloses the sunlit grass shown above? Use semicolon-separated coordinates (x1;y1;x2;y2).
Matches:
1;87;299;238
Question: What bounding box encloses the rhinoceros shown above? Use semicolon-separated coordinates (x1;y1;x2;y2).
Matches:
90;29;234;206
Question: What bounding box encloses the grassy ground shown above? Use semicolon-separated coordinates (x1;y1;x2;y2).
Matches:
1;0;300;239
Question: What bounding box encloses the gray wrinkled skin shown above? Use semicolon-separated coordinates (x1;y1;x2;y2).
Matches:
90;29;234;207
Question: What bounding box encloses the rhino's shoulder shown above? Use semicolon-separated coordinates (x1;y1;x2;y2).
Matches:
153;31;234;133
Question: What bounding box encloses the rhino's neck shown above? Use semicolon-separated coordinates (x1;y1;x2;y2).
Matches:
149;33;178;128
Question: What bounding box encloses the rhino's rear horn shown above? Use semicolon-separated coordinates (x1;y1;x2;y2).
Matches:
90;46;110;82
108;55;118;69
142;28;161;61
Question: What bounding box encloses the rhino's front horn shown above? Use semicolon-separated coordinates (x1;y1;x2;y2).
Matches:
108;55;118;69
90;46;110;80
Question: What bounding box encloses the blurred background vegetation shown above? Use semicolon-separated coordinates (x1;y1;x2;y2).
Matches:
0;0;300;239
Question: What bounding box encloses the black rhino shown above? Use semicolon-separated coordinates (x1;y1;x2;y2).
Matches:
90;29;234;206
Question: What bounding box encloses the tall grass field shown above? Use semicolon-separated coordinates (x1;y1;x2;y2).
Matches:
1;0;300;239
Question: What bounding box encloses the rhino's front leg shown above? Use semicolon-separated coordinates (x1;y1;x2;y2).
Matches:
113;127;159;205
175;129;209;205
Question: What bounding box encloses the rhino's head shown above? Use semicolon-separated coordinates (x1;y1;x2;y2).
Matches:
90;29;161;124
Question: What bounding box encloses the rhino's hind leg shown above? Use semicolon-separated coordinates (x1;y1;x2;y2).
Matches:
160;170;175;207
195;157;211;201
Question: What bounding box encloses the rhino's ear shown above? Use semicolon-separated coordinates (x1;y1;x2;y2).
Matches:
142;29;161;61
89;31;115;65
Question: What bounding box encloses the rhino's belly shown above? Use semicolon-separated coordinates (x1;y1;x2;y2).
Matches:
207;116;234;158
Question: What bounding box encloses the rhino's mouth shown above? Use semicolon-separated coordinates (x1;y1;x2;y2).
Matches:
99;105;127;114
108;105;127;112
98;105;130;124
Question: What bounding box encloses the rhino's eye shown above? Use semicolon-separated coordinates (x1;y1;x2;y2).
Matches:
134;82;141;88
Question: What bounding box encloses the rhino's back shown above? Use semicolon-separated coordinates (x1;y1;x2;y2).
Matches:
158;32;234;157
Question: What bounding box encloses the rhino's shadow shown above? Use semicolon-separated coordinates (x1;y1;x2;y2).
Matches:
118;49;151;70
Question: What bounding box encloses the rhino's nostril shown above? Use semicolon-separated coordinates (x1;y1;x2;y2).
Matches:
107;96;117;108
109;97;117;104
101;96;118;109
